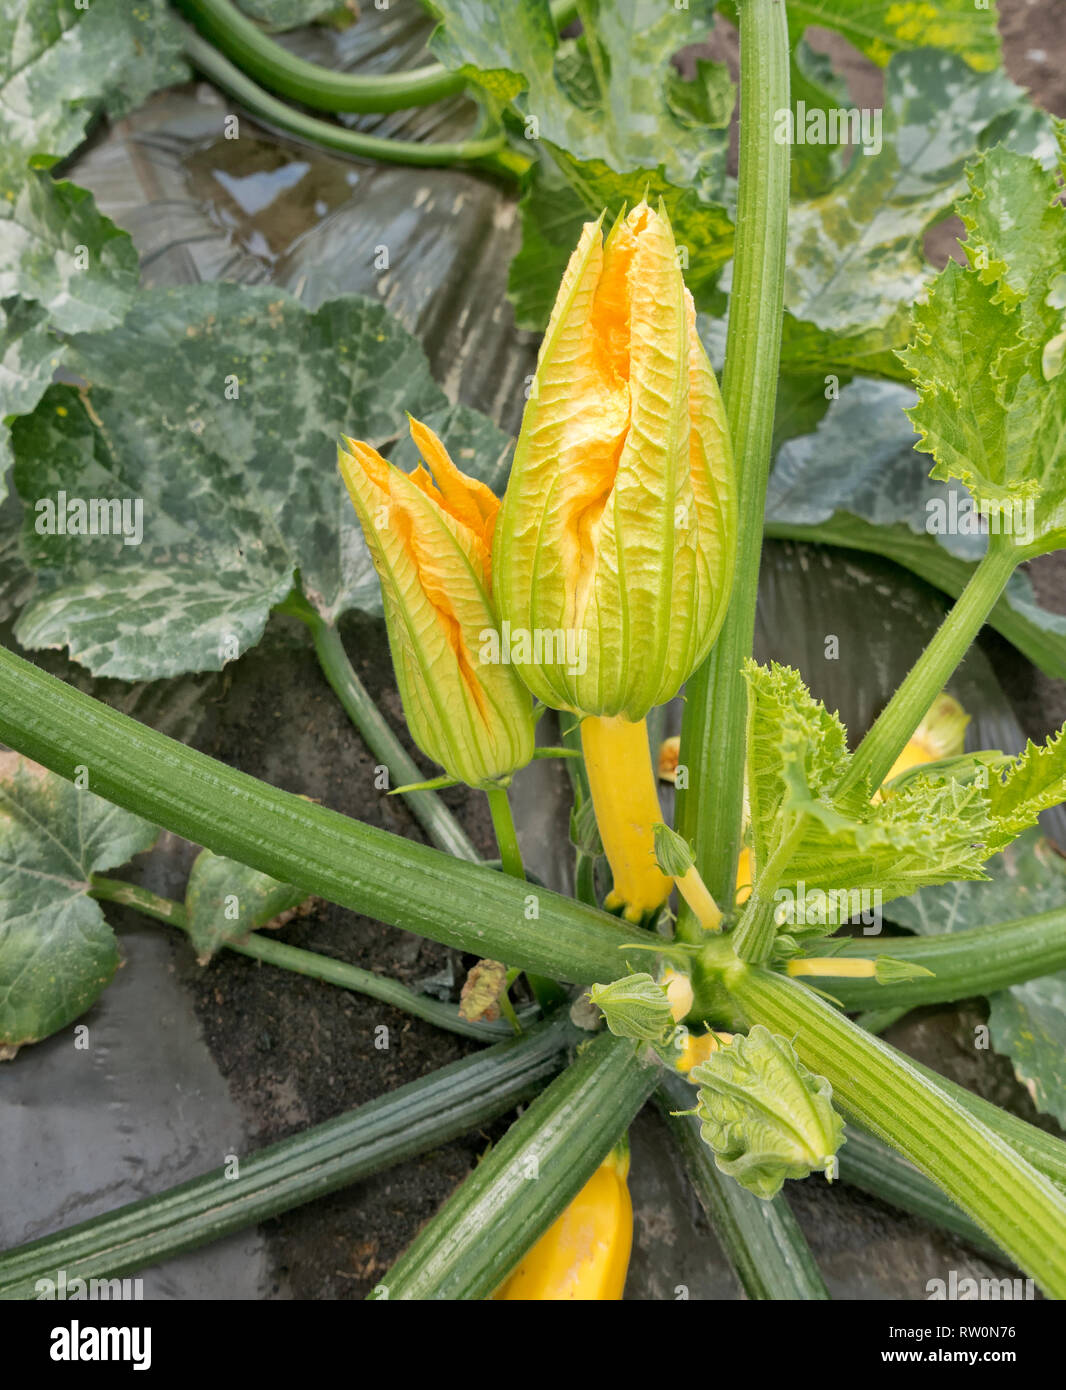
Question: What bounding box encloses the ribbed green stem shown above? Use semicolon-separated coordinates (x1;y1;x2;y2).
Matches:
177;0;465;111
839;539;1019;798
675;0;791;920
374;1031;657;1299
657;1074;829;1300
826;906;1066;1011
728;964;1066;1295
0;1017;575;1299
838;1128;999;1258
182;28;509;170
0;645;661;983
281;594;478;862
176;0;578;113
88;874;529;1041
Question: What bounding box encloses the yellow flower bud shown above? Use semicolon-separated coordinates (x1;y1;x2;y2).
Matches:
338;418;535;789
493;201;736;721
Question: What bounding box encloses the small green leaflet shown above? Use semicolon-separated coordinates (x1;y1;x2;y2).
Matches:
0;755;158;1054
888;829;1066;1128
743;661;1066;919
185;849;308;963
691;1025;845;1199
901;143;1066;555
11;284;512;680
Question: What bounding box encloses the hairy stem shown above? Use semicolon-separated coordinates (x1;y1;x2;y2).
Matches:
839;539;1019;798
675;0;791;915
729;964;1066;1295
0;645;662;983
88;875;527;1041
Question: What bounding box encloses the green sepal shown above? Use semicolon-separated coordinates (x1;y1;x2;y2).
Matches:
653;822;695;878
587;972;675;1043
873;957;936;986
691;1025;845;1198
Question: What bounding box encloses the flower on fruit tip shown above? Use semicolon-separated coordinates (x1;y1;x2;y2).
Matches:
338;417;535;790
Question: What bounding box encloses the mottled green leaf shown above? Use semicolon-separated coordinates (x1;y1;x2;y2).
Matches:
184;848;307;963
692;1025;845;1199
784;0;1000;71
0;0;187;186
0;297;65;502
11;284;511;679
0;173;139;334
0;754;158;1053
901;144;1066;555
987;978;1066;1127
782;51;1054;380
763;377;1066;678
431;0;734;330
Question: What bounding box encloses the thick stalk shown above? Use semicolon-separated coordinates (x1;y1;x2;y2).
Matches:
826;906;1066;1011
675;0;791;913
0;645;662;982
581;715;671;922
88;875;529;1042
838;1128;999;1258
374;1031;657;1299
657;1075;829;1299
182;29;511;171
839;539;1019;798
729;964;1066;1295
282;595;478;862
0;1018;575;1299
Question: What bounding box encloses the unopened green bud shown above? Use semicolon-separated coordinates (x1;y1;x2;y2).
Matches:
587;972;675;1042
652;822;695;878
874;956;936;986
691;1025;845;1199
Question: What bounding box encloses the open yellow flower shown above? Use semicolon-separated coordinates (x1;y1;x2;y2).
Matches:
339;418;535;790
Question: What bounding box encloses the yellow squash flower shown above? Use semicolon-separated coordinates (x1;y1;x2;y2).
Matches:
339;418;535;789
491;202;736;921
494;1142;633;1300
493;200;736;721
